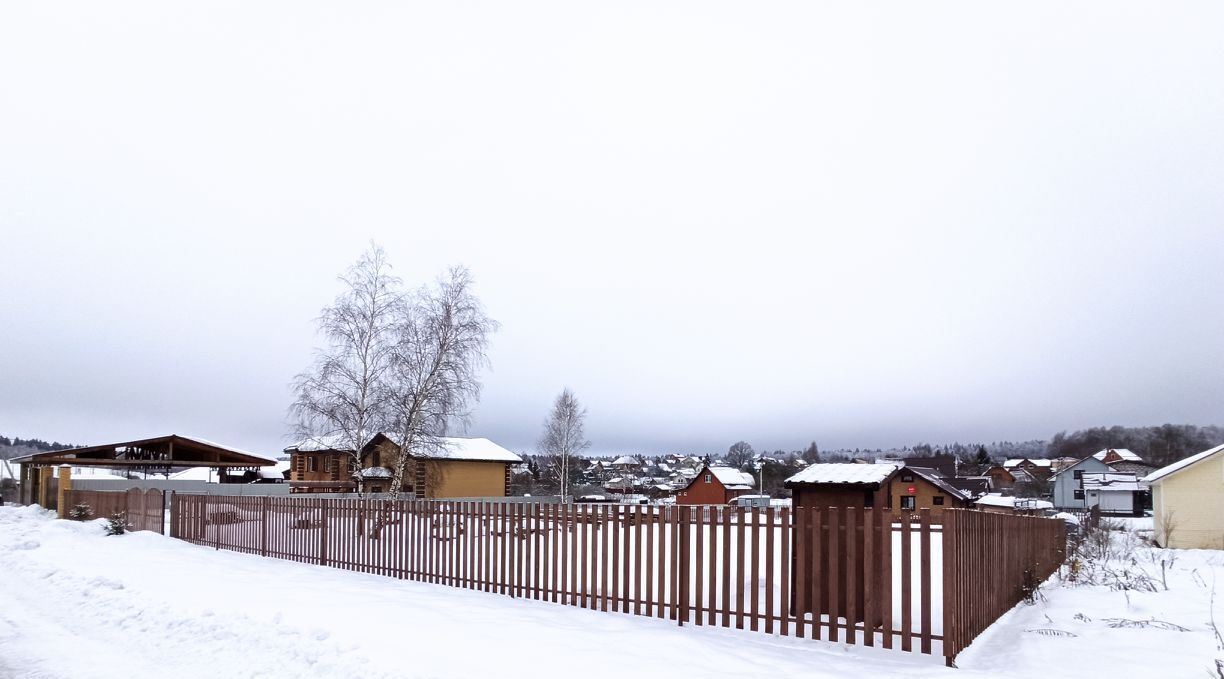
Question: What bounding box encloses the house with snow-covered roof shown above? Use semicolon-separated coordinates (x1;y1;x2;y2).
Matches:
784;463;970;511
361;433;522;499
675;464;756;505
1145;444;1224;549
285;433;522;497
1092;448;1142;464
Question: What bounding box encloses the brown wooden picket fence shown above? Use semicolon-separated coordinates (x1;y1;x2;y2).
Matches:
941;509;1066;660
66;488;166;534
169;495;1064;665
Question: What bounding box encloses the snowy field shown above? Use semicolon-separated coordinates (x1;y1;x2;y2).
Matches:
1;505;1221;678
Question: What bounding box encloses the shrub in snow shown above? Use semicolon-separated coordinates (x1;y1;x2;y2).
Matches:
68;503;93;521
105;511;130;536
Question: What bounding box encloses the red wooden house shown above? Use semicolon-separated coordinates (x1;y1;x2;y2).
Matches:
675;464;756;505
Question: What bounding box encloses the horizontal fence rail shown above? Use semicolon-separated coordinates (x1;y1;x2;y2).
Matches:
66;488;166;534
162;495;1061;663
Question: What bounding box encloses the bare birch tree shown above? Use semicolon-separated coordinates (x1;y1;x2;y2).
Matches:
290;243;400;495
385;266;498;497
538;388;591;503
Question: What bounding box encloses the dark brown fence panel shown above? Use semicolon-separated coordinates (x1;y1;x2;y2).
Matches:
65;489;165;534
941;509;1065;665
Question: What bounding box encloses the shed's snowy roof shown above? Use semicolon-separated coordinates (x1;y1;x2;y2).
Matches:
785;462;900;486
1081;472;1144;492
1144;444;1224;484
378;434;523;463
611;456;638;466
974;494;1053;509
361;467;393;478
1092;448;1142;462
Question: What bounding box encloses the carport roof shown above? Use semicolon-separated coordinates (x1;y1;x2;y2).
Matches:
9;434;274;468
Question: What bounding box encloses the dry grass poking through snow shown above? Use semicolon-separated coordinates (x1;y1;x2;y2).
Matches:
958;516;1224;678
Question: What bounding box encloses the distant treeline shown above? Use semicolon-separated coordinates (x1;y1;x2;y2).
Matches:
1045;424;1224;468
0;435;80;459
907;424;1224;469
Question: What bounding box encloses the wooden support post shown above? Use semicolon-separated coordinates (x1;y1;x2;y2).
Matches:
37;466;53;509
56;465;72;519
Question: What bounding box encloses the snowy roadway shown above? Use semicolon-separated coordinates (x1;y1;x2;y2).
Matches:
2;505;1221;678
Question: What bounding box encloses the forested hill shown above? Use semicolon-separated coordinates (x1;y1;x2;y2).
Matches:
903;424;1224;469
1045;424;1224;468
0;436;81;460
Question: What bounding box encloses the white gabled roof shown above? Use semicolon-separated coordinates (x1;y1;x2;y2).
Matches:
611;455;638;466
1092;448;1142;462
708;466;755;490
1144;444;1224;484
785;462;900;486
377;434;523;464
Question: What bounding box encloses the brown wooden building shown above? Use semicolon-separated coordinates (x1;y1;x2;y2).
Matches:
285;435;357;494
286;433;522;498
785;463;970;511
675;464;756;505
361;434;521;499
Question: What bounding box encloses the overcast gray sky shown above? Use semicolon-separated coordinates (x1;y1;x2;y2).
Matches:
2;1;1222;458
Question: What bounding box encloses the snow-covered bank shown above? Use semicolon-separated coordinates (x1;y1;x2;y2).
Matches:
2;506;1221;678
957;520;1224;677
0;506;957;679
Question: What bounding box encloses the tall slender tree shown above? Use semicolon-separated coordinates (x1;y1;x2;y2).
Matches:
538;388;591;503
385;266;498;497
290;244;400;495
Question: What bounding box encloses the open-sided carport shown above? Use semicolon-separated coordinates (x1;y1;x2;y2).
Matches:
11;434;275;510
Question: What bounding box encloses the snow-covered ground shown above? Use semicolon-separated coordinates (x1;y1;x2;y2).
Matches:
1;505;1221;678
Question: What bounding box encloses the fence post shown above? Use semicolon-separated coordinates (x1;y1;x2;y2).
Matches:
261;496;270;557
319;500;329;567
167;491;177;538
56;465;72;519
679;505;690;626
213;496;221;550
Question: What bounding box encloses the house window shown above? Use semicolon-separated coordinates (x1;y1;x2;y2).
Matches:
705;474;712;484
933;496;945;506
1073;470;1083;480
306;456;317;473
1074;489;1085;500
901;474;914;482
901;496;916;510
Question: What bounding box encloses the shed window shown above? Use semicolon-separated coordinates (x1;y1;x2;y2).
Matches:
1074;470;1083;480
933;496;945;506
901;496;916;510
1074;489;1085;500
705;474;712;484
